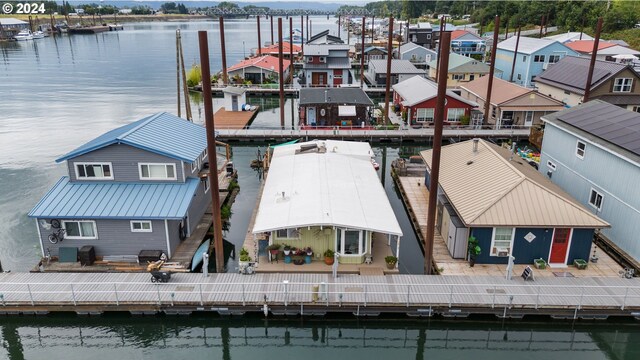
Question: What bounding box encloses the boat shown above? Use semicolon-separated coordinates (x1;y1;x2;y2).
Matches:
32;31;45;39
14;30;33;41
191;239;210;272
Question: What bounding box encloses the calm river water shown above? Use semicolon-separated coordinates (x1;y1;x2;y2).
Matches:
0;18;638;359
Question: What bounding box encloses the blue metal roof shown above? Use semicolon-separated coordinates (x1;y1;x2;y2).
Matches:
55;112;207;163
28;177;200;220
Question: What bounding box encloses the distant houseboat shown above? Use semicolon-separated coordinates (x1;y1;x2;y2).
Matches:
299;88;374;128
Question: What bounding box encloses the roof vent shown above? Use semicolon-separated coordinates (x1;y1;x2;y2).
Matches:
472;138;480;153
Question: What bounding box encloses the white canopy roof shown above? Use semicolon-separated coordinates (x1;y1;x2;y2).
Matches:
338;105;356;116
252;140;403;236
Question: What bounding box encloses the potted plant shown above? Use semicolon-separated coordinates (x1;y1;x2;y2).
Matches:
468;236;481;267
534;258;546;269
283;245;291;256
267;243;281;255
239;248;251;264
304;247;313;264
324;249;335;265
385;255;398;270
574;258;588;270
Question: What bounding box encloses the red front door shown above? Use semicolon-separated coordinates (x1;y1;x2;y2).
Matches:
549;228;571;264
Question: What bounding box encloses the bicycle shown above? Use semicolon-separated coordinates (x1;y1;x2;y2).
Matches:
48;228;66;244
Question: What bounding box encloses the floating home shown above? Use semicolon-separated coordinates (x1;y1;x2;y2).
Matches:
252;140;402;268
298;88;374;127
29;113;218;261
227;55;290;85
427;52;496;88
420;139;608;266
366;59;426;86
303;44;352;87
539;101;640;264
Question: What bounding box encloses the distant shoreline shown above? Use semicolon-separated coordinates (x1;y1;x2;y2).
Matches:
1;14;212;23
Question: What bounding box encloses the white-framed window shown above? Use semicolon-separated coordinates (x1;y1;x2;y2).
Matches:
490;227;514;256
191;159;198;173
589;188;604;211
337;229;365;256
452;73;465;80
412;35;417;42
534;55;545;63
547;160;557;171
416;108;435;122
276;229;299;239
139;163;177;180
62;220;97;239
548;54;561;63
447;108;465;121
633;106;640;113
613;78;632;92
130;221;152;233
575;140;586;159
522;55;527;62
75;162;113;180
517;73;522;80
203;177;210;193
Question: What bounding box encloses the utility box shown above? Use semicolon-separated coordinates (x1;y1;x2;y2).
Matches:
138;250;163;263
78;246;96;266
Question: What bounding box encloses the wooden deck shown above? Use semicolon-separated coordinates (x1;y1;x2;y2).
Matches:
395;176;625;278
0;271;639;318
213;106;259;129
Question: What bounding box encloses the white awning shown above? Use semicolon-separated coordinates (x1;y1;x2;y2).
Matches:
338;105;357;116
252;140;403;236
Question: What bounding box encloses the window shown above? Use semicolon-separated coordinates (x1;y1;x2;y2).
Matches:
452;74;465;80
564;90;571;95
319;57;326;63
547;160;556;171
416;108;435;122
447;108;465;121
522;55;527;62
613;78;632;92
191;160;198;173
337;229;364;256
276;229;298;238
426;34;431;39
203;177;210;193
548;54;561;63
63;220;97;239
517;74;522;80
130;221;152;232
589;189;603;211
576;140;586;159
490;227;514;256
534;55;545;63
201;148;207;162
139;163;176;180
632;106;640;113
75;163;113;180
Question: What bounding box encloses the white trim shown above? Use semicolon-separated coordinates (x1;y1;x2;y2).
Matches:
164;219;172;258
74;162;114;180
130;220;153;233
546;160;557;171
489;227;515;257
547;228;573;265
186;212;191;237
543;152;640;217
138;163;177;180
203;177;210;193
35;218;44;257
62;220;98;240
613;77;633;92
337;228;365;257
575;140;586;159
588;188;604;211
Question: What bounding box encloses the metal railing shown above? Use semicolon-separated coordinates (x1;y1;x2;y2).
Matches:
1;281;638;311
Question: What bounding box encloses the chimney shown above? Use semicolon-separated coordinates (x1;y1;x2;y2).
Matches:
472;138;479;153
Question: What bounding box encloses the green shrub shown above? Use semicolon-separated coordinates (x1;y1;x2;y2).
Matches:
221;204;232;219
186;65;202;87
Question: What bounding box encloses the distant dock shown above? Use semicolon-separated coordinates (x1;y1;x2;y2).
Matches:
213;106;259;129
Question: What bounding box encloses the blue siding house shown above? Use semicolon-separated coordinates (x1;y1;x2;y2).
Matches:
29;113;214;260
495;36;579;87
539;100;640;264
420;139;608;266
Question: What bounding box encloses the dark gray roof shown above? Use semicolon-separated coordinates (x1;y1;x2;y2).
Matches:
299;88;374;106
542;100;640;159
592;94;640;106
535;56;631;95
307;29;344;44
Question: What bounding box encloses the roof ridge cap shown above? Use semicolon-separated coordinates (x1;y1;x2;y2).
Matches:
117;113;164;141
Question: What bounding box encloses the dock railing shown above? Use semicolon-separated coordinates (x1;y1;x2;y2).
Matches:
1;280;639;311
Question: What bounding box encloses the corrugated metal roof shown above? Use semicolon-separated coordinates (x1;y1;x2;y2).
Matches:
566;40;617;53
592;94;640;106
28;177;200;220
427;52;488;72
299;88;373;105
392;75;478;107
0;18;28;25
56;113;207;163
227;55;290;72
543;100;640;157
399;42;437;56
497;36;562;54
369;59;425;74
461;76;563;109
304;44;350;56
544;32;594;43
535;56;629;95
420;140;608;228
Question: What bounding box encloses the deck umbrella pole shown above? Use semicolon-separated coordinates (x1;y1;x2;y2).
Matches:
583;17;603;103
383;16;394;125
198;31;225;273
424;30;451;275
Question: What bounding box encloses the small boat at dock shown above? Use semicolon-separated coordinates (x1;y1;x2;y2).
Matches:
14;30;33;41
32;31;45;39
191;239;210;272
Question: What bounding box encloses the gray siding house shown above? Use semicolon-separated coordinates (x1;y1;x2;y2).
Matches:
396;42;437;67
539;101;640;264
29;112;213;260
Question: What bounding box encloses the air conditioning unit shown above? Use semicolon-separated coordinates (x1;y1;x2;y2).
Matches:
496;249;509;257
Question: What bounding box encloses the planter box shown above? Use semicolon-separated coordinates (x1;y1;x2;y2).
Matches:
574;259;588;270
534;259;546;270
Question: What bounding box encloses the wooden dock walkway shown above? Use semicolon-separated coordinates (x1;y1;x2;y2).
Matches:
0;272;639;319
215;128;530;143
213;106;259;129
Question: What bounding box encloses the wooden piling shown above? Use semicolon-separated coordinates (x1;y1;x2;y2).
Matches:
178;30;192;121
383;16;394;125
360;17;366;88
289;17;294;82
483;15;500;123
271;15;274;45
435;17;445;83
425;30;451;275
257;16;262;55
278;18;285;129
301;15;304;56
198;31;225;273
219;17;228;85
176;30;181;118
509;27;521;83
583;17;603;103
539;15;545;38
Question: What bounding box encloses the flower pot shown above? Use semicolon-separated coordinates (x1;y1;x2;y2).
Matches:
469;257;476;267
386;262;396;270
305;255;312;264
284;255;292;264
283;250;291;256
269;249;279;255
324;256;334;265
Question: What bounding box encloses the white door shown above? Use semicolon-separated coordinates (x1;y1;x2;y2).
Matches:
524;111;534;127
307;107;316;126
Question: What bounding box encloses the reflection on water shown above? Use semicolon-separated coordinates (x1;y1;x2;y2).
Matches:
0;316;639;360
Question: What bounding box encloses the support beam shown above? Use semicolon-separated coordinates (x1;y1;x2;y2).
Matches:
198;31;225;273
219;17;228;84
483;15;500;123
583;17;603;103
424;30;451;275
383;16;394;125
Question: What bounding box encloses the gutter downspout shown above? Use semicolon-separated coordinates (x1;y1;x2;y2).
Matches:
164;219;172;258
